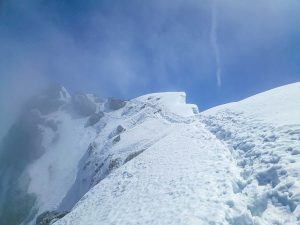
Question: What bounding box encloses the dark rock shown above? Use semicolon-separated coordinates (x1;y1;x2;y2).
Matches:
109;158;122;171
124;150;145;163
105;98;126;111
108;125;126;139
116;125;126;133
36;211;69;225
113;135;121;143
85;112;104;128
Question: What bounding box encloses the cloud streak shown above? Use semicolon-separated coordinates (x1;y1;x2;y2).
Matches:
210;0;222;87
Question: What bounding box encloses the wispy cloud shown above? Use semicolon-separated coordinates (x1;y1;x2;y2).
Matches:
0;0;300;127
210;0;222;87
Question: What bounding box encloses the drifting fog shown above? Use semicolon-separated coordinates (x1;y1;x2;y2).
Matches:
0;0;300;138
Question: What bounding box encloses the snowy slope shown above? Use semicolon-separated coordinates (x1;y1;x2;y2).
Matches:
0;88;201;225
203;82;300;126
54;95;252;225
201;82;300;224
54;82;300;225
57;92;198;211
1;82;299;225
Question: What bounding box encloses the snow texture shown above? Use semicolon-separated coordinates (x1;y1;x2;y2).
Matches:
2;82;299;225
54;83;300;225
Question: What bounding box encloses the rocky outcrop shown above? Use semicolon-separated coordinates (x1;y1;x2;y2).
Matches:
108;125;126;139
36;211;68;225
105;98;126;111
85;112;104;128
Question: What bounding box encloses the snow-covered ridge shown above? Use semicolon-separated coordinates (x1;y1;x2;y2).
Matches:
1;82;300;225
0;86;199;225
53;82;300;225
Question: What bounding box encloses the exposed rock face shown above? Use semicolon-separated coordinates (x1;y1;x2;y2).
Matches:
108;125;126;139
105;98;126;111
85;112;104;128
71;93;97;117
36;211;68;225
124;150;145;163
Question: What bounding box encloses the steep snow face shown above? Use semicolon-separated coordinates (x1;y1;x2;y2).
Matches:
202;82;300;224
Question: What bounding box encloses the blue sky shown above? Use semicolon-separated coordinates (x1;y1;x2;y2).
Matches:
0;0;300;126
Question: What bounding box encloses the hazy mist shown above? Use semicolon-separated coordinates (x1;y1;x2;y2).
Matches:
1;0;300;137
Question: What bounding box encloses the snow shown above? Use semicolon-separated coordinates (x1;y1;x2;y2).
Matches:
201;82;300;224
54;120;251;225
57;92;199;212
53;83;300;225
203;82;300;126
3;83;297;225
134;92;199;117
